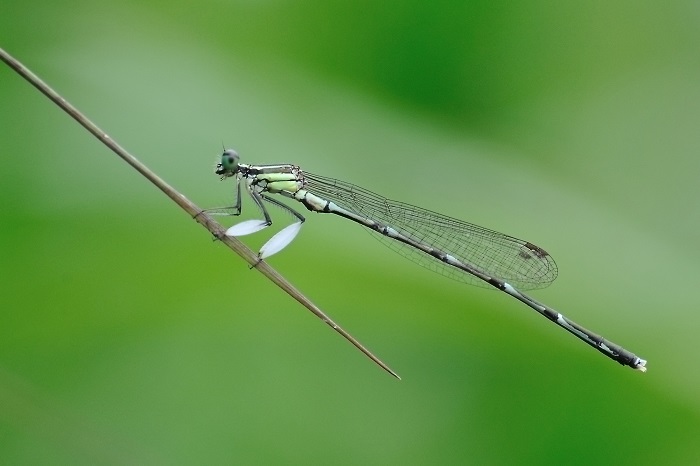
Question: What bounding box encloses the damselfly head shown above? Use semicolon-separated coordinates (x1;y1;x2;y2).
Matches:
216;149;240;178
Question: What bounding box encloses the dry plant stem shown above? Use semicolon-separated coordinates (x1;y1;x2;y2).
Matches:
0;47;400;379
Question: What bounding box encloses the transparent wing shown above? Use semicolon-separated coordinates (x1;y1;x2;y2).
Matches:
304;173;558;290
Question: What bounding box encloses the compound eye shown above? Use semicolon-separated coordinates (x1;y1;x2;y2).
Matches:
221;149;240;170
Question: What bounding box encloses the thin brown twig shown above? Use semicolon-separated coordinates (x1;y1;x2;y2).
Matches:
0;46;400;379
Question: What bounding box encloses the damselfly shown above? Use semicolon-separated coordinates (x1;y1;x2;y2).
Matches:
208;149;646;372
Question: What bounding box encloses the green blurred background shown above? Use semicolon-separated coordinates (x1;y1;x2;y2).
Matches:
1;1;699;464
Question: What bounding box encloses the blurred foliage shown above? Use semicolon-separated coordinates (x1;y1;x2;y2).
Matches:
1;0;700;465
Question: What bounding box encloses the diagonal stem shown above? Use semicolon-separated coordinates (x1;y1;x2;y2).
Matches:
0;46;400;380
